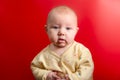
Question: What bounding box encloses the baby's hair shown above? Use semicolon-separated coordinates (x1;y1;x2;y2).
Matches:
49;5;76;15
47;5;77;24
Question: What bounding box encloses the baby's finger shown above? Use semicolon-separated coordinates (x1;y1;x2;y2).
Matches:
65;75;70;80
53;74;61;79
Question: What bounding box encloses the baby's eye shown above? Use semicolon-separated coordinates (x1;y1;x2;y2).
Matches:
51;26;59;29
66;27;71;30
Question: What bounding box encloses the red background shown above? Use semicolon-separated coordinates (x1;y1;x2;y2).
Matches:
0;0;120;80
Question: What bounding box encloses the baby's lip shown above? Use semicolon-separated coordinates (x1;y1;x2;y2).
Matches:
58;38;65;40
58;38;66;42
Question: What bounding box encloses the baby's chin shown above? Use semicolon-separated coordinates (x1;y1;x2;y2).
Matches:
55;42;67;48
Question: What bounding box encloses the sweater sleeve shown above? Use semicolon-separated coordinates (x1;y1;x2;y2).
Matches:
30;53;51;80
69;47;94;80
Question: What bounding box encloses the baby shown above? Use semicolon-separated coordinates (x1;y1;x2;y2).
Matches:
31;5;94;80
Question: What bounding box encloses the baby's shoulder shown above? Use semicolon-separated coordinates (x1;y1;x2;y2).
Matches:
35;45;49;57
74;41;90;54
74;41;88;49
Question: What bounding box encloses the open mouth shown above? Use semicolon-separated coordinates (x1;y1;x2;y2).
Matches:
58;38;66;43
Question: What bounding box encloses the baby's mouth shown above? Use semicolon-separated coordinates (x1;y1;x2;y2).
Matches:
58;38;66;43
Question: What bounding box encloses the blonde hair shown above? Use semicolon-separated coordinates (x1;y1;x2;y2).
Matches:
47;5;77;24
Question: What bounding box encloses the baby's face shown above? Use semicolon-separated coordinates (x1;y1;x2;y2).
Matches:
46;12;78;48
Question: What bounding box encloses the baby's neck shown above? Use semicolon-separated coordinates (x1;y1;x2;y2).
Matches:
49;43;72;56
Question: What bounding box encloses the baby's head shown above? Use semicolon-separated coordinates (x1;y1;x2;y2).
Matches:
45;6;79;48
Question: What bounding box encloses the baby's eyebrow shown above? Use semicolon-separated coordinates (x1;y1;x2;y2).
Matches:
51;24;59;26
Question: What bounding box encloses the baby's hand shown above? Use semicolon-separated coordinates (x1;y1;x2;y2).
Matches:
46;72;61;80
64;74;70;80
56;72;70;80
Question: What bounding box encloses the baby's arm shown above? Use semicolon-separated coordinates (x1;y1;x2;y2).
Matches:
69;48;94;80
31;54;51;80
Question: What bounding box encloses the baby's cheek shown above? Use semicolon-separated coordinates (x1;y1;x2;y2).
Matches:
67;37;74;42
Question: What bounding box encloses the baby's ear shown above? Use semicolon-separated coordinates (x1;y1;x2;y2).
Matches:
76;27;79;31
44;25;48;31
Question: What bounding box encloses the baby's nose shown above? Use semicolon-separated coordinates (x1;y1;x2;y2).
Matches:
58;29;65;36
58;32;65;36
